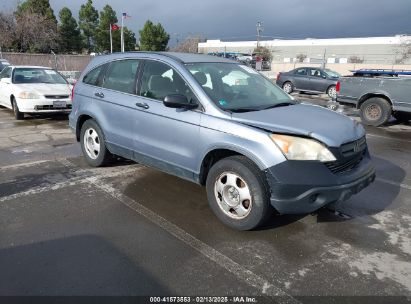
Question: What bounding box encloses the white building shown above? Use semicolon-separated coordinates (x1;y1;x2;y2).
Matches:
198;35;411;64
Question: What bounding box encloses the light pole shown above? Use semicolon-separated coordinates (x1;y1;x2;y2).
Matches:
256;21;263;48
51;50;57;70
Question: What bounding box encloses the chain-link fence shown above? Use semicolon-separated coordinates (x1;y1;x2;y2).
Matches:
0;52;92;74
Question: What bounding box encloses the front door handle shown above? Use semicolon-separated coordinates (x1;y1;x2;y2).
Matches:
95;92;104;98
135;102;149;109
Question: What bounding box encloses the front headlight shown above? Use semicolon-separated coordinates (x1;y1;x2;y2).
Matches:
270;134;336;162
18;92;40;99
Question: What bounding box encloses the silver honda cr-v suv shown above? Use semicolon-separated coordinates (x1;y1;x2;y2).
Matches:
69;52;375;230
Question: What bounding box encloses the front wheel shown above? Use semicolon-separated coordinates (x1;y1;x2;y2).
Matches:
206;156;273;230
80;119;112;167
12;98;24;120
282;82;294;94
360;97;391;127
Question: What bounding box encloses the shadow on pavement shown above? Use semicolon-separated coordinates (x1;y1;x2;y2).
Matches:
0;235;169;295
316;156;406;222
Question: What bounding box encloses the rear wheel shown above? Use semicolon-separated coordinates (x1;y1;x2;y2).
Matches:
12;97;24;120
360;97;391;126
282;82;294;94
80;119;112;167
327;85;337;99
393;111;411;123
206;156;273;230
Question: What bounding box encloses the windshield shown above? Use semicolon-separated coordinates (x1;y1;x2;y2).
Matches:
12;68;68;84
186;63;293;112
324;69;341;78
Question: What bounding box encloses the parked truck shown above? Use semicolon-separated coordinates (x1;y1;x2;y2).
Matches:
336;69;411;126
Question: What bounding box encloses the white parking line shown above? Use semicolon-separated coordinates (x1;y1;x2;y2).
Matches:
0;160;51;170
376;178;411;191
367;133;411;143
0;167;141;203
89;178;299;303
0;157;300;302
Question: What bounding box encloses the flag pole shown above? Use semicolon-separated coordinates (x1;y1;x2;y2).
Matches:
109;24;113;53
121;15;124;53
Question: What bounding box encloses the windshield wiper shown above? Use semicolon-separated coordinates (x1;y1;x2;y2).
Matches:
226;107;260;113
262;102;295;110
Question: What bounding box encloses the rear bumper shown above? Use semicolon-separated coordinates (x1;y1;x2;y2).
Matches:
336;95;358;106
16;97;72;113
265;151;375;214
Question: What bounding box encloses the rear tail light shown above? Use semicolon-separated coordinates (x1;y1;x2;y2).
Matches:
71;83;75;102
336;81;340;93
276;73;281;81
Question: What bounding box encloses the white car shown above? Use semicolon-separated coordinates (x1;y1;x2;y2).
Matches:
0;65;72;120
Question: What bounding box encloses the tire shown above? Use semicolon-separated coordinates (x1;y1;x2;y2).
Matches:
360;97;391;127
80;119;111;167
12;98;24;120
205;155;273;230
393;111;411;123
282;81;294;94
327;85;337;99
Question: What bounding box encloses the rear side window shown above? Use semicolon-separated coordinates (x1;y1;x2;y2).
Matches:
295;68;307;75
83;64;105;86
103;59;140;94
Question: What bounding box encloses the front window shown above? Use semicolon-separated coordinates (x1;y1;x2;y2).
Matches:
139;60;196;103
12;68;67;84
186;63;293;112
310;69;324;78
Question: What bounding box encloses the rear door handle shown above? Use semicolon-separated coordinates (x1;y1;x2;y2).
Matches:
95;92;104;98
135;102;149;109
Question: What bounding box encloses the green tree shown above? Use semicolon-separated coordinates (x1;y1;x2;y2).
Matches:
94;5;117;52
253;46;273;61
15;0;57;24
79;0;99;52
139;20;169;51
94;5;136;52
123;27;137;51
109;27;137;52
58;7;82;53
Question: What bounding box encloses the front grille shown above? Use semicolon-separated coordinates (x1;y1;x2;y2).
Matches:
45;95;69;99
340;136;367;157
325;150;365;174
35;104;72;110
325;137;367;174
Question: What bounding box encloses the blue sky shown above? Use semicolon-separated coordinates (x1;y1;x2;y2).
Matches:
2;0;411;43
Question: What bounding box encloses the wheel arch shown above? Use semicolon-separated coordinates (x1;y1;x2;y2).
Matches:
198;147;265;186
326;84;336;92
358;93;392;109
76;114;98;141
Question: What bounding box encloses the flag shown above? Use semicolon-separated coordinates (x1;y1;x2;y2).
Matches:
111;24;120;31
122;12;131;19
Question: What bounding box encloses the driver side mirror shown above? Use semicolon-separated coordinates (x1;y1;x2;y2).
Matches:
0;78;11;84
163;94;198;110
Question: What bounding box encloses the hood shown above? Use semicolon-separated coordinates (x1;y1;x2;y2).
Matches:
16;83;71;96
230;103;365;147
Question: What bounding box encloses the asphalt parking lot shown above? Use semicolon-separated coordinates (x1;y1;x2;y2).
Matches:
0;101;410;302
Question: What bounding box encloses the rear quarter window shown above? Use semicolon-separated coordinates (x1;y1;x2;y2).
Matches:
83;64;105;86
